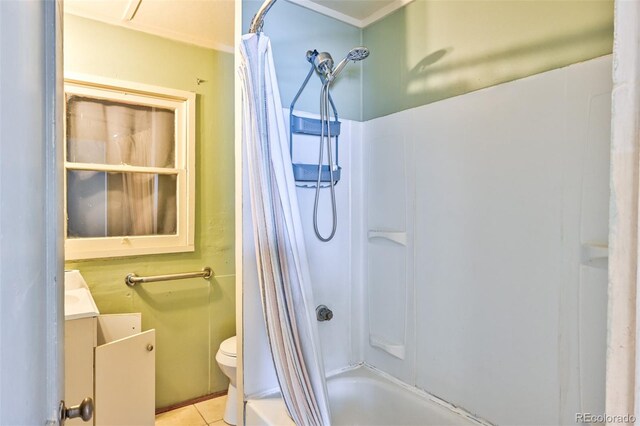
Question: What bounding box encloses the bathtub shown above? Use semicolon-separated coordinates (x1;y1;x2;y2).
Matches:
245;366;489;425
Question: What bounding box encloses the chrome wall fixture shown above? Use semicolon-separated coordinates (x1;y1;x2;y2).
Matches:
316;305;333;321
125;267;213;286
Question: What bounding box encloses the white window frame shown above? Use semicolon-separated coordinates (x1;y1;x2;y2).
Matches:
64;73;196;260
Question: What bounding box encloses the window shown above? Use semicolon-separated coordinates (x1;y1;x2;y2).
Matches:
64;74;195;260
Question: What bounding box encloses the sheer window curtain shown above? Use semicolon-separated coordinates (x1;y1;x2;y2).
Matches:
239;33;332;426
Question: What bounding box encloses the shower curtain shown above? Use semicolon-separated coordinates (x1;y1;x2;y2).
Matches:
239;33;332;426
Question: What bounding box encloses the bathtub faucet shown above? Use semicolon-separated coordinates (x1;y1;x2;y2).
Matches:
316;305;333;321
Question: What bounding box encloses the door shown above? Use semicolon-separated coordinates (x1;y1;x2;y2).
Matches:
0;0;65;424
607;0;640;418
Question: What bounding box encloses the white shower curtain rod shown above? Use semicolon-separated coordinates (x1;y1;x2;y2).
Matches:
248;0;277;33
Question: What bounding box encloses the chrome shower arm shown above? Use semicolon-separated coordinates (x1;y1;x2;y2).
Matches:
249;0;277;33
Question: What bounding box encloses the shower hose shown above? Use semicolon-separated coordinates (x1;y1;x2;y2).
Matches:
313;81;338;242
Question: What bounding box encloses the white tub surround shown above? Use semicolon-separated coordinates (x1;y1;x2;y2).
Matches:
243;55;612;425
359;55;612;424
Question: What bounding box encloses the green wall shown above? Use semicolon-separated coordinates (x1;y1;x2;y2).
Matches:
363;0;614;120
242;0;613;121
242;0;613;120
64;15;235;408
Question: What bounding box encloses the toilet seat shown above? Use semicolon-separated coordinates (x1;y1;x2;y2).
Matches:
219;336;237;357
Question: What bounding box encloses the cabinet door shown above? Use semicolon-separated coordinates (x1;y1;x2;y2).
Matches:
95;329;156;425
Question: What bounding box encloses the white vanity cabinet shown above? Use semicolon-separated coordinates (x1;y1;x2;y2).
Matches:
64;313;156;426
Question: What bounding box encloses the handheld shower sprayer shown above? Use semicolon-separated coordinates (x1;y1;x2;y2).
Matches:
328;47;370;82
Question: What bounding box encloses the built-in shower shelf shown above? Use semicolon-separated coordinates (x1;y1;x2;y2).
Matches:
581;242;608;269
367;230;407;246
369;334;405;360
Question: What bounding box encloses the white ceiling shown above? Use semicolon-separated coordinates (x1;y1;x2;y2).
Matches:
63;0;411;52
64;0;235;52
298;0;412;27
312;0;397;20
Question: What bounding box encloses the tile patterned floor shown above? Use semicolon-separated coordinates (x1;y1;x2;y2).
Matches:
155;395;228;426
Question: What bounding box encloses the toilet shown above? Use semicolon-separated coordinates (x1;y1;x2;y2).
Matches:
216;336;237;425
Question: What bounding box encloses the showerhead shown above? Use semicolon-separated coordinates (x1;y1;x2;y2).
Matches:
346;47;370;61
329;46;370;82
313;52;334;77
